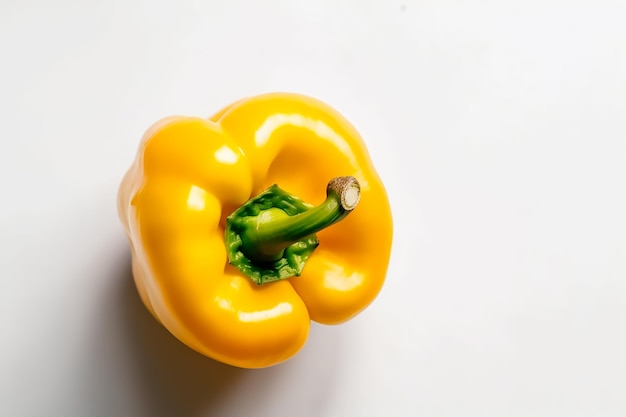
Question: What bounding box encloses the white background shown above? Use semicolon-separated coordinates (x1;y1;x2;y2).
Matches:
1;1;625;416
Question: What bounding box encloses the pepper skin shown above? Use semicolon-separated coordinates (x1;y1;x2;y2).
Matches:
118;93;393;368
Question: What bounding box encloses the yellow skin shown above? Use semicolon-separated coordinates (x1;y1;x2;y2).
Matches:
118;93;393;368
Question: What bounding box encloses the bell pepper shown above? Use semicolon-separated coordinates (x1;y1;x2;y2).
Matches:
118;92;393;368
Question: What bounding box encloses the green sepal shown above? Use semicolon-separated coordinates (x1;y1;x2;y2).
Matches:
225;185;319;285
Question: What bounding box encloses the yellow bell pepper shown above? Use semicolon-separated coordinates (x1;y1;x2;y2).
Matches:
118;92;393;368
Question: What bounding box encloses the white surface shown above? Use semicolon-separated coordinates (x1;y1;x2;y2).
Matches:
1;1;625;416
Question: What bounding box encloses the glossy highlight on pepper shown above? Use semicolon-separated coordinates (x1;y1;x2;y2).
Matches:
118;92;393;368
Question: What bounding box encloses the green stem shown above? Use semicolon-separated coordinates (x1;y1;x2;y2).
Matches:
240;176;360;263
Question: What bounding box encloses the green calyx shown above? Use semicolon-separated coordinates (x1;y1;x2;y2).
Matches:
225;176;360;285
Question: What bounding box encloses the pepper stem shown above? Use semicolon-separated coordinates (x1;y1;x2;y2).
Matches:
239;176;360;264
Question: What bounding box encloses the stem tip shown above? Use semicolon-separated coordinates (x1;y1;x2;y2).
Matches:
327;176;361;211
